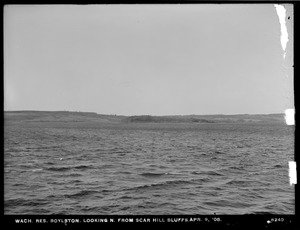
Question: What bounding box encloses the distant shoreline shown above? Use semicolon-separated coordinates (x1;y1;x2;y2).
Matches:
4;110;286;124
4;110;285;116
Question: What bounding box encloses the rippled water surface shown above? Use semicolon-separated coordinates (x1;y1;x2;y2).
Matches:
4;122;295;214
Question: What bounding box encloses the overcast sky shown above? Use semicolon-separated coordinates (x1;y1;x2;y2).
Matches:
4;4;294;115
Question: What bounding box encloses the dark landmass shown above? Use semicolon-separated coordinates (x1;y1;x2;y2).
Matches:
4;110;125;123
4;110;286;124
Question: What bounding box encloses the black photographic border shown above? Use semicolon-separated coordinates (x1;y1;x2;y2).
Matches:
1;1;298;228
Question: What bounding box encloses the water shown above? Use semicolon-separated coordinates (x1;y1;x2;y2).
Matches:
4;121;295;214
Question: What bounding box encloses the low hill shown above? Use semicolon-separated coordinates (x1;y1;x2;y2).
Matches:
125;114;285;124
4;110;125;123
4;111;286;124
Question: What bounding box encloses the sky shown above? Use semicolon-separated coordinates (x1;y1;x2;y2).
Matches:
4;4;294;116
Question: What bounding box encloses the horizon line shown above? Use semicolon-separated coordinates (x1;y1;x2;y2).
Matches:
4;109;286;117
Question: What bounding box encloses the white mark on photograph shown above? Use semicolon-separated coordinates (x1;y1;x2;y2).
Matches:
274;4;289;59
285;108;295;125
289;161;297;185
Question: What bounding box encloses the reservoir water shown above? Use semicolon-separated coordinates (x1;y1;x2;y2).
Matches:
4;121;294;215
